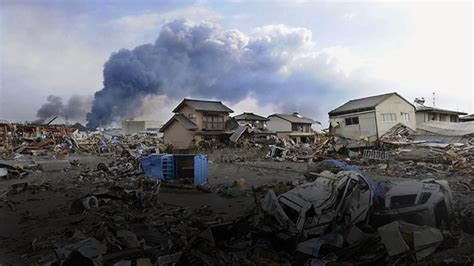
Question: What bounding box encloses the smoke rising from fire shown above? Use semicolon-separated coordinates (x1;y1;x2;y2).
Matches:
81;19;377;128
35;95;92;124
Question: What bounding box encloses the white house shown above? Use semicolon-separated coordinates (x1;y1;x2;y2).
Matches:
415;106;467;125
328;92;416;147
267;112;318;143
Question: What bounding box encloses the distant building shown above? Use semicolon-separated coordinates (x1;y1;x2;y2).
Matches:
160;99;234;148
328;92;416;147
231;112;274;141
267;112;318;143
459;114;474;122
415;106;467;125
234;112;269;129
122;120;162;135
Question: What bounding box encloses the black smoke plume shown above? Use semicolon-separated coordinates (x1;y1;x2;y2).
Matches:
35;95;91;124
85;19;377;128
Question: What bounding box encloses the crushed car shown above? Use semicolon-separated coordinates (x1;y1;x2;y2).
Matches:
261;160;454;244
261;170;373;239
372;178;454;227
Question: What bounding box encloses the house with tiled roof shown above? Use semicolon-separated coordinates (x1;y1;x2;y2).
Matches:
160;99;234;148
267;112;319;143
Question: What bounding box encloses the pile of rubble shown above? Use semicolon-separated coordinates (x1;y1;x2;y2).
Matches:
4;159;470;265
0;122;166;160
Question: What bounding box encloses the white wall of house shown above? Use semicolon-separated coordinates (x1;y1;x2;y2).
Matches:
267;116;291;132
416;112;428;126
330;111;377;142
416;112;460;126
375;94;416;136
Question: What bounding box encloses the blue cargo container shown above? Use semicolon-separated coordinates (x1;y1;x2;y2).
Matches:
138;154;208;185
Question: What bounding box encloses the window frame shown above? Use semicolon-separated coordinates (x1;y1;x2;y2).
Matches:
381;113;397;123
203;114;225;130
401;112;410;122
345;116;359;126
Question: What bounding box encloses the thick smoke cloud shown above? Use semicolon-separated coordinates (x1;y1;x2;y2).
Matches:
36;95;92;123
86;19;375;128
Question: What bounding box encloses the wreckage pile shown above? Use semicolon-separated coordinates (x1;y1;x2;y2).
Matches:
1;120;474;264
0;122;166;160
2;158;472;265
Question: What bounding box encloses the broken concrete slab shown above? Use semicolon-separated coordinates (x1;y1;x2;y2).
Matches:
378;221;444;259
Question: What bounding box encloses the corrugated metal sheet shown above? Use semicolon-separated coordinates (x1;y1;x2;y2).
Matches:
194;154;208;185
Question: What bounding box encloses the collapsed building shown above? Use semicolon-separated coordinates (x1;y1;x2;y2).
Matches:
328;92;417;148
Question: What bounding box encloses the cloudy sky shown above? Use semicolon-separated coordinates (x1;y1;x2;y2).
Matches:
0;0;472;127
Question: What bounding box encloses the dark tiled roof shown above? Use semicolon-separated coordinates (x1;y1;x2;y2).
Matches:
416;106;467;115
159;114;198;132
329;92;413;116
233;112;269;121
173;99;233;113
269;113;318;124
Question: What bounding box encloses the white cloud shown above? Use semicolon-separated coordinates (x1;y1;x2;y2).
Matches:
343;12;356;21
228;94;277;117
116;5;222;33
369;3;472;112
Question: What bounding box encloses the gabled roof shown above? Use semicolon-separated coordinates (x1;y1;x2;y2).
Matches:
415;106;467;115
269;113;318;124
159;114;198;132
233;112;269;121
173;98;233;113
328;92;413;116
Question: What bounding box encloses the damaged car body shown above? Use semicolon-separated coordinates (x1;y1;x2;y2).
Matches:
261;171;373;239
373;178;454;227
262;160;454;245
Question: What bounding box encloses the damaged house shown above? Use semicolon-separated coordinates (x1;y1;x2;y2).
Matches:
230;112;274;141
267;113;318;143
160;99;234;148
328;92;416;147
414;121;474;144
415;106;467;124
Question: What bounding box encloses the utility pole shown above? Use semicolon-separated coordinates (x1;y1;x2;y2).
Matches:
432;92;436;107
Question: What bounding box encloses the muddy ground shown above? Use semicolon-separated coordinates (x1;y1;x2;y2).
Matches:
0;149;473;265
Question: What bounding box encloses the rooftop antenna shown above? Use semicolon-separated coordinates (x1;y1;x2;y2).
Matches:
432;92;436;107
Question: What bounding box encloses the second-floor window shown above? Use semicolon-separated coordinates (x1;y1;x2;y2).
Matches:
345;116;359;126
381;113;396;123
292;123;310;132
401;112;410;122
203;115;224;130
